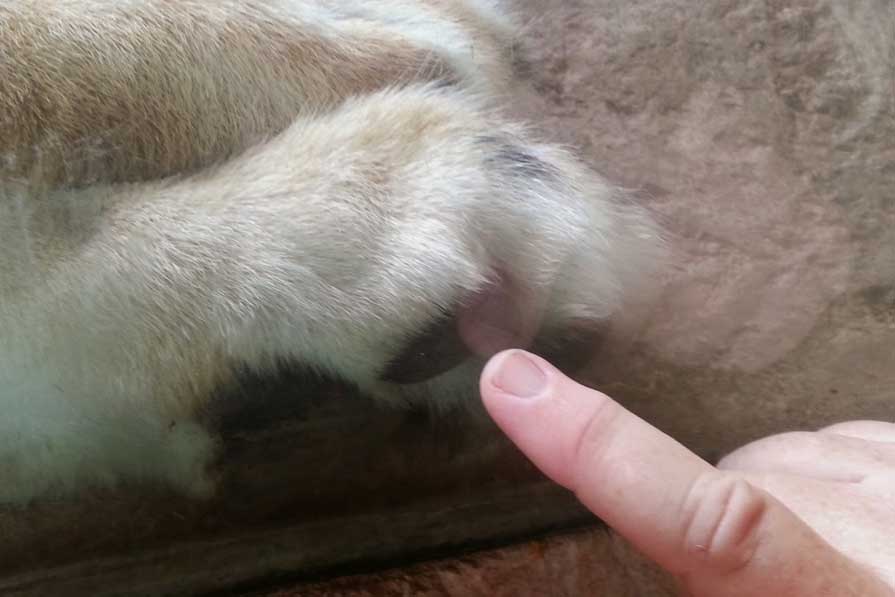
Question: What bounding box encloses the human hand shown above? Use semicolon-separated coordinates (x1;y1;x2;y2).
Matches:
480;349;895;596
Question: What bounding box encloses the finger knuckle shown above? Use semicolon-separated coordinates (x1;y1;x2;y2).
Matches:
681;474;768;575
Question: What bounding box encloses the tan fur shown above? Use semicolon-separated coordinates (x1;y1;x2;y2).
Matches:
1;0;512;186
0;0;664;504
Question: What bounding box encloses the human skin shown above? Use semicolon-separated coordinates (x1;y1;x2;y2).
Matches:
480;350;895;597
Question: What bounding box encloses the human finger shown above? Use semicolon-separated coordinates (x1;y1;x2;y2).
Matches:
480;350;892;597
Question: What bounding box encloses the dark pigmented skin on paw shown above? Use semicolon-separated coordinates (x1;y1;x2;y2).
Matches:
530;324;607;376
380;312;472;385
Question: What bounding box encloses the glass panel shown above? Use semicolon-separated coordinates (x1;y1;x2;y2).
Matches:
2;0;892;594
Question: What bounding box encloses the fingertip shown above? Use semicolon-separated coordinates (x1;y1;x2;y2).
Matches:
479;350;555;445
481;349;553;402
479;350;589;489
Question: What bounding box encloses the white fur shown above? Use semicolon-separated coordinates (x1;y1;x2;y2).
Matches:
0;1;664;505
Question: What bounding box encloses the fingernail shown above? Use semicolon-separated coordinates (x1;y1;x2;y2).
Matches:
491;350;548;399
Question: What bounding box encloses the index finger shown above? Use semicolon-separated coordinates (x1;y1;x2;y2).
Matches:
480;350;891;596
480;349;713;574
